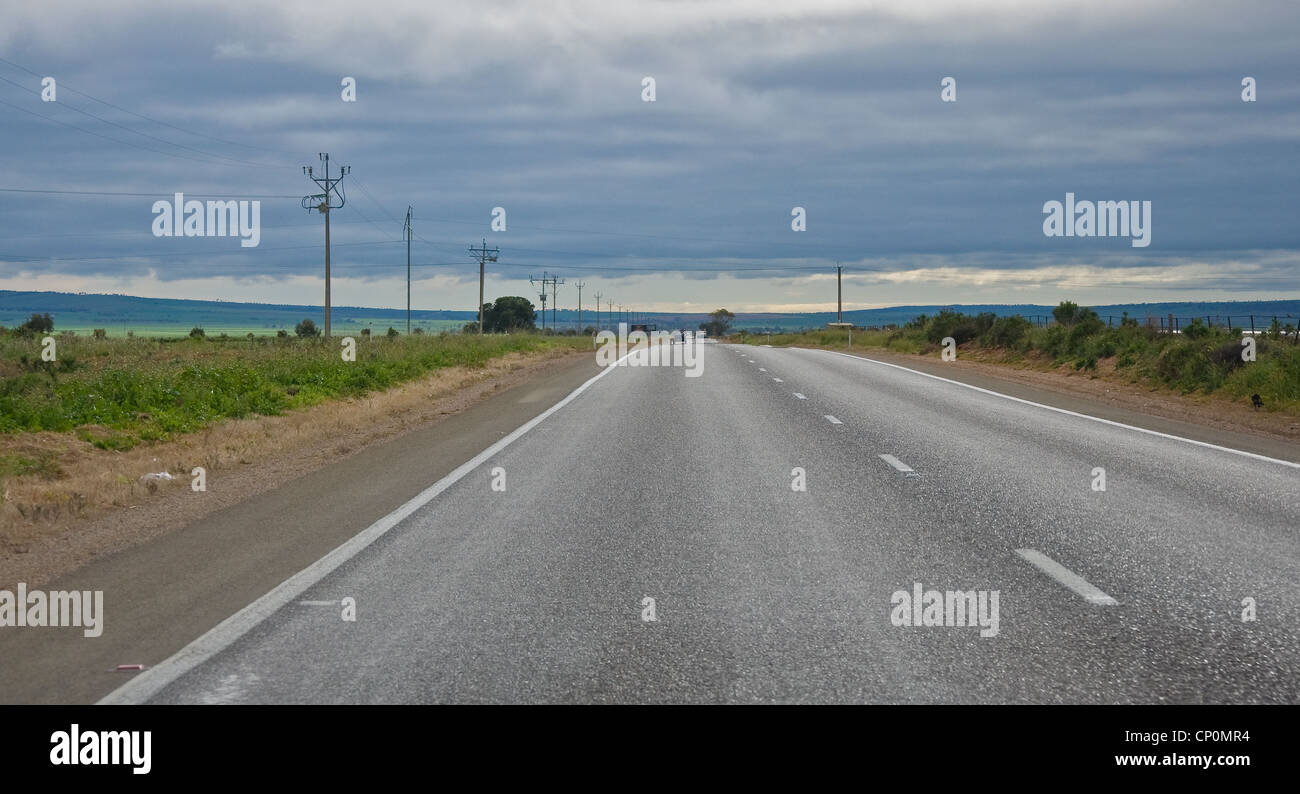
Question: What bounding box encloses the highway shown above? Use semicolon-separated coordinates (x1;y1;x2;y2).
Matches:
103;343;1300;704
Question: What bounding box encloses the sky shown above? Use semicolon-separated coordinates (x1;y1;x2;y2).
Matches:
0;0;1297;314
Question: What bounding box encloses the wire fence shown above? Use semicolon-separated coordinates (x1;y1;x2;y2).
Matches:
1024;313;1300;335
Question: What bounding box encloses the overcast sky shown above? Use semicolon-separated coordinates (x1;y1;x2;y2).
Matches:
1;0;1297;314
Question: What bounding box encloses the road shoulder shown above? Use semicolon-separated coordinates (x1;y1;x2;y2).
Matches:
0;350;601;704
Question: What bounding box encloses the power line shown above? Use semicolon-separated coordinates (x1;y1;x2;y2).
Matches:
0;96;271;168
0;56;301;163
0;239;397;263
0;187;303;199
0;73;290;169
0;217;386;241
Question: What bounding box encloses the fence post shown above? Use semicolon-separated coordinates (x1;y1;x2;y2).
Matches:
1227;316;1232;331
1250;315;1254;333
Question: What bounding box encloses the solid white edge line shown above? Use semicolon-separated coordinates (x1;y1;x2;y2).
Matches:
809;348;1300;469
793;393;806;399
772;378;783;382
878;454;915;473
824;415;842;424
98;352;632;705
1016;549;1119;606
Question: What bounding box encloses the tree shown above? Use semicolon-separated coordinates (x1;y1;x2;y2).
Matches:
19;312;53;335
699;308;735;337
295;318;320;338
480;296;537;333
1052;301;1080;326
189;326;205;338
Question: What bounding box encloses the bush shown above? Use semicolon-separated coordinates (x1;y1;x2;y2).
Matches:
386;327;399;338
1182;318;1210;339
982;315;1032;348
295;319;320;338
1053;301;1081;326
18;312;54;335
189;326;205;338
277;329;289;338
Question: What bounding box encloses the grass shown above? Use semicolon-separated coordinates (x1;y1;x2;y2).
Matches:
737;307;1300;414
0;330;589;452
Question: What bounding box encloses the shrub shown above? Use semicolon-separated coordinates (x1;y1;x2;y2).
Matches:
1182;318;1210;339
189;326;205;338
982;315;1032;348
386;327;399;338
18;312;54;335
1053;301;1081;326
92;328;107;339
295;319;320;338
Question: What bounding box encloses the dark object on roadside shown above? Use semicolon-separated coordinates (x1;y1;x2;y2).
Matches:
1251;394;1263;410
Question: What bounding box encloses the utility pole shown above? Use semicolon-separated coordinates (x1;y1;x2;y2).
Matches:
404;206;412;335
469;239;499;334
837;263;843;324
301;153;350;338
551;275;564;330
593;291;602;332
575;280;586;332
531;272;558;332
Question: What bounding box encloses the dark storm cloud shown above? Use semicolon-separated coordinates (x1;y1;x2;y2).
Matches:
0;0;1296;309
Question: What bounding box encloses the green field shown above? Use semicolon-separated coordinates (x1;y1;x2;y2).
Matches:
43;318;469;338
0;330;587;451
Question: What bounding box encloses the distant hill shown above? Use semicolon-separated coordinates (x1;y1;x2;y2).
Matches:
2;290;1298;336
0;291;474;335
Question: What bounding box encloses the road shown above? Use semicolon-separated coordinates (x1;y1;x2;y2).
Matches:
103;343;1300;704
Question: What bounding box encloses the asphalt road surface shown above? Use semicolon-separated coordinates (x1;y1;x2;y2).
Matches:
104;343;1300;704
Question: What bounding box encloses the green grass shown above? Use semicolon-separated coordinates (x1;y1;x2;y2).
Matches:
0;330;586;450
42;319;468;337
739;309;1300;414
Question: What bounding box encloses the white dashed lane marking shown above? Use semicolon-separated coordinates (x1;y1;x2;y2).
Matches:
878;454;915;474
1016;549;1119;606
